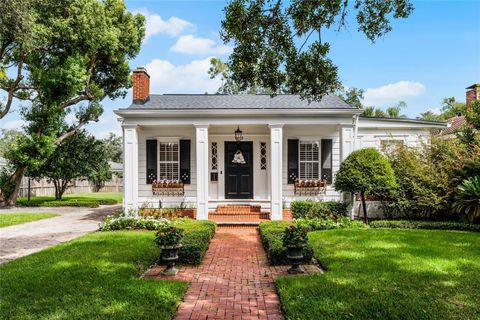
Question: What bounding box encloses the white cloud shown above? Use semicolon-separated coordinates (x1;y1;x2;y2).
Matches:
132;9;194;40
363;81;426;106
427;108;441;115
170;35;232;55
1;119;25;130
145;57;222;94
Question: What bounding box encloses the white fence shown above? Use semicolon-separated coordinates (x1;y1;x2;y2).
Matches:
18;176;123;198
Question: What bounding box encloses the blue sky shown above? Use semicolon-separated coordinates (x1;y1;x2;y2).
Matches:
1;0;479;137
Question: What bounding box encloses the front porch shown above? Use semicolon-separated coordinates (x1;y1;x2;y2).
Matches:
123;118;357;220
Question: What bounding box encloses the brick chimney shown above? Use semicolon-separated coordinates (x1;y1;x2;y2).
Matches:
132;67;150;104
466;83;480;111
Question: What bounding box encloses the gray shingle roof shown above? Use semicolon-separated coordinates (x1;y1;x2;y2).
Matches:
127;94;356;110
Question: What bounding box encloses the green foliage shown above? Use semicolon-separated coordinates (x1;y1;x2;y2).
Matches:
101;132;123;163
16;195;118;207
453;176;480;223
296;217;368;231
363;101;407;118
0;129;21;157
155;226;184;247
0;231;187;319
0;212;59;228
282;224;308;248
369;220;480;232
177;220;216;265
417;97;467;121
0;0;145;205
99;216;171;231
335;148;397;196
220;0;413;101
290;200;348;219
29;131;111;199
337;86;364;109
259;221;313;265
277;229;480;319
384;138;480;221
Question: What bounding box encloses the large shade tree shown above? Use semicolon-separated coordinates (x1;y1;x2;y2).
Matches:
0;0;144;206
334;148;398;222
29;131;111;199
220;0;414;102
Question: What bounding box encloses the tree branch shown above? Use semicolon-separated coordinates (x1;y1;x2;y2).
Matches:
0;50;25;119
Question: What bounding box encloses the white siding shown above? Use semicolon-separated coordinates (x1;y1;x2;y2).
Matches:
137;126;197;208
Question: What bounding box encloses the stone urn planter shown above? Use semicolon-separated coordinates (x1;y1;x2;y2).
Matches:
283;225;309;274
286;246;305;274
154;225;184;276
159;244;182;276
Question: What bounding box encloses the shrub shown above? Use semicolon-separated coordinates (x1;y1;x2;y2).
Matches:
369;220;480;232
177;220;216;265
99;216;171;231
296;217;367;231
453;176;480;223
155;226;184;247
290;200;348;219
16;197;117;207
259;221;313;265
334;148;397;222
282;225;309;248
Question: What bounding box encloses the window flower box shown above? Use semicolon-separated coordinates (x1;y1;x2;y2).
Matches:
152;179;184;197
294;179;327;196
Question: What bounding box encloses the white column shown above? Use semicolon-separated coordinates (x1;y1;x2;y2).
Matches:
339;125;354;161
269;124;283;220
195;125;209;220
123;124;139;215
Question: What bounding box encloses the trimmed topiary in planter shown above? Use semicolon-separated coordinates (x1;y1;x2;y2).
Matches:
154;226;184;276
282;225;309;274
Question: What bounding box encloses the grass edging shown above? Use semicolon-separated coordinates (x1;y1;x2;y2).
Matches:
370;220;480;232
259;221;313;265
0;213;60;228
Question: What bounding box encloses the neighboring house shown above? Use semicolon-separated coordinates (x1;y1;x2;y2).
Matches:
437;84;479;137
114;68;447;220
0;156;7;169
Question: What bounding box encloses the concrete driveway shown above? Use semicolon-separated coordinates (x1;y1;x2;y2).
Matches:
0;205;120;264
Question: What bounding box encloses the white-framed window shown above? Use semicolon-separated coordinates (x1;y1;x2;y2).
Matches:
158;142;179;180
260;142;267;170
211;142;218;171
299;141;320;179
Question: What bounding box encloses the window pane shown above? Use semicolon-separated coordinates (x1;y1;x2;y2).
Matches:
299;141;320;179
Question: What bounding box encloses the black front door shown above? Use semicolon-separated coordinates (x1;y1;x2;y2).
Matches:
225;141;253;199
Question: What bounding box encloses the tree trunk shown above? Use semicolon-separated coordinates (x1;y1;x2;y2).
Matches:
58;180;69;199
360;191;368;223
3;166;27;207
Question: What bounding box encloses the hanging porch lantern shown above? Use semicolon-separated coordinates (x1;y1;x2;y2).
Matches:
234;126;243;142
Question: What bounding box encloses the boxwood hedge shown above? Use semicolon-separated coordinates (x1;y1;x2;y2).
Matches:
290;200;348;220
369;220;480;232
259;221;313;265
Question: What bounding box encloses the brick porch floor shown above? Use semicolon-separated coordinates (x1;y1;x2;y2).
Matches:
144;226;320;320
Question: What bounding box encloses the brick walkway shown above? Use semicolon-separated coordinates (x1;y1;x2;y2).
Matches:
145;226;319;320
0;205;119;264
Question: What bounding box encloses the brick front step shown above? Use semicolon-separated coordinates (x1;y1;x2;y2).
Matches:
214;205;261;214
209;212;270;222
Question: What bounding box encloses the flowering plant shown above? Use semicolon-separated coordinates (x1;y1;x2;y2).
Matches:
154;225;184;247
152;179;182;188
282;225;309;248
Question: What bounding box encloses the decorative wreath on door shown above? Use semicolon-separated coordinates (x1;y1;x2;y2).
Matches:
232;149;246;164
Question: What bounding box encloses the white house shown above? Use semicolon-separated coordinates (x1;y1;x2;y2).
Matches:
114;67;447;221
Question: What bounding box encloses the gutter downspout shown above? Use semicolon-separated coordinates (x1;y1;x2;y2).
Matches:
350;114;360;219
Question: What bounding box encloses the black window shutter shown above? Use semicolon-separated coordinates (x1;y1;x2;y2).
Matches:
146;139;157;184
321;139;333;184
180;139;191;184
287;139;299;184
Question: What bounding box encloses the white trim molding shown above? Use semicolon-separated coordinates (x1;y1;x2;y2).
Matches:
123;124;139;215
269;124;283;220
195;124;209;220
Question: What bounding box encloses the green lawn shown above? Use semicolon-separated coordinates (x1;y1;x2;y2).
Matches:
0;231;187;320
16;192;122;207
0;213;59;228
277;229;480;320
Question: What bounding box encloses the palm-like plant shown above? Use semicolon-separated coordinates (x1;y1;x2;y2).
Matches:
453;176;480;223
